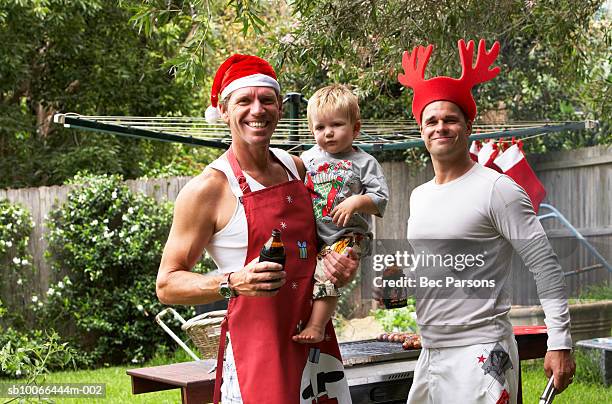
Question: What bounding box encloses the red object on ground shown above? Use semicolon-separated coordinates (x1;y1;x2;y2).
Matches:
512;325;547;335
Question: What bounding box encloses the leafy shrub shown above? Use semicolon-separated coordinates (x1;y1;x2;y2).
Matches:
0;199;34;262
578;281;612;301
0;327;76;379
336;271;361;319
43;173;199;366
372;298;418;332
0;201;76;381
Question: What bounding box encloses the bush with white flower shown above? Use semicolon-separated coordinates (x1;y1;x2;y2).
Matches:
0;199;36;326
43;173;204;366
0;198;34;272
0;201;76;379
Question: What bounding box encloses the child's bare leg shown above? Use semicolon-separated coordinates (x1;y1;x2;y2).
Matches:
293;296;337;343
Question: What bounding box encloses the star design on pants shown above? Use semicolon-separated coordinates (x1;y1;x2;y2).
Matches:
477;355;487;364
280;221;287;229
286;195;293;204
291;281;298;289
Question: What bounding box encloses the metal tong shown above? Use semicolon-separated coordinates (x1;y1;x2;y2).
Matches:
538;377;556;404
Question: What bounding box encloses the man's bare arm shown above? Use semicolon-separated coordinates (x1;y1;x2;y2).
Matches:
156;169;287;305
156;170;227;305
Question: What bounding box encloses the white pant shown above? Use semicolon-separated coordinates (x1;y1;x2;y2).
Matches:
407;336;519;404
221;339;243;403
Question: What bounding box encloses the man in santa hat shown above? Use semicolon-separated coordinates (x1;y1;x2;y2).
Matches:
398;40;575;403
157;54;357;403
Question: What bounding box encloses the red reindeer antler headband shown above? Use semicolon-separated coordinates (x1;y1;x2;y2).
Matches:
398;39;501;125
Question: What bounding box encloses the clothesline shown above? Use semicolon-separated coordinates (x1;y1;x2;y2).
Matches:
53;113;595;152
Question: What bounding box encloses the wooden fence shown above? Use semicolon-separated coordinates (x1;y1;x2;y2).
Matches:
1;145;610;314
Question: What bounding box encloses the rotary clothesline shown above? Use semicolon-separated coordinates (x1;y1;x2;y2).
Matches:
51;112;610;273
52;113;595;153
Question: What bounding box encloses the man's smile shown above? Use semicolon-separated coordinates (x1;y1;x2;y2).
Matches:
245;120;268;128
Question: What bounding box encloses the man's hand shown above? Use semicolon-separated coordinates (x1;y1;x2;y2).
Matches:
322;247;360;288
330;197;360;227
229;257;286;296
543;349;576;393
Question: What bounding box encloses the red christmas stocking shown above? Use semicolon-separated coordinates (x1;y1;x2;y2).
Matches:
469;140;482;162
477;140;501;172
494;142;546;213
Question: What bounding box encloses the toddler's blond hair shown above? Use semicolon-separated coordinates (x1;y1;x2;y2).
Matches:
307;85;360;130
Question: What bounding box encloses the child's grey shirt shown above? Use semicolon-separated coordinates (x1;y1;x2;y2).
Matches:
300;145;389;248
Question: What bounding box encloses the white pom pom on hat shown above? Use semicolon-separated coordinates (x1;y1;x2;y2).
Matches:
205;54;280;124
205;105;221;124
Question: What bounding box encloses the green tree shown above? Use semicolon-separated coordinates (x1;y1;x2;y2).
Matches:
134;0;609;157
128;0;279;85
273;1;607;118
267;0;610;157
0;0;214;188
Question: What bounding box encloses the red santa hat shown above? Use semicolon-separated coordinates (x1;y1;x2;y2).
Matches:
205;54;280;123
398;39;501;125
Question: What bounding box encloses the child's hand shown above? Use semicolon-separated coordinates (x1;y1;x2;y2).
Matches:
330;197;359;227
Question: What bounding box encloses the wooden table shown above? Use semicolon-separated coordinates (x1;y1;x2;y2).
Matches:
127;326;549;403
127;360;217;404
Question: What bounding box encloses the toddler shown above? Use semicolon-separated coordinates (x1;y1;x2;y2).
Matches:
293;84;389;343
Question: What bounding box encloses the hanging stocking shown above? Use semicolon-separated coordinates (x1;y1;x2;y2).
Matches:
494;142;546;213
477;139;502;172
469;140;482;162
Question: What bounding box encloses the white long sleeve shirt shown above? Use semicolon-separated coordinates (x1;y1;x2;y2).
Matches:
407;163;571;350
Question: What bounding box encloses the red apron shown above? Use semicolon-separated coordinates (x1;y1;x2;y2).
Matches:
213;148;351;404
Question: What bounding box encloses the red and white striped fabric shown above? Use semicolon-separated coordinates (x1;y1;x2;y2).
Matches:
477;140;501;172
493;142;546;213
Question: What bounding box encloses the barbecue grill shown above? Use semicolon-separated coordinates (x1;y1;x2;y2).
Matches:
340;340;420;404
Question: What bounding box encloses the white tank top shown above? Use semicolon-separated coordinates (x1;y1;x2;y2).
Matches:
206;148;300;274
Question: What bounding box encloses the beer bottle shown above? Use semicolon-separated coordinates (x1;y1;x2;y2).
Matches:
382;265;408;309
259;229;286;291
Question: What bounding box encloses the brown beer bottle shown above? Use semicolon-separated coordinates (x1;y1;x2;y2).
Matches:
382;265;408;309
259;229;286;291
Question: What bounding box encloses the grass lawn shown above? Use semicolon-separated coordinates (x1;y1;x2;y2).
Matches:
0;350;192;404
2;353;609;403
42;365;181;403
520;358;610;404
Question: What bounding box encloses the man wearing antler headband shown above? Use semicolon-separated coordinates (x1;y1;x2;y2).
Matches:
399;40;575;403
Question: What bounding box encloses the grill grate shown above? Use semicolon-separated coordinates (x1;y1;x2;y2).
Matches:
340;339;421;367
